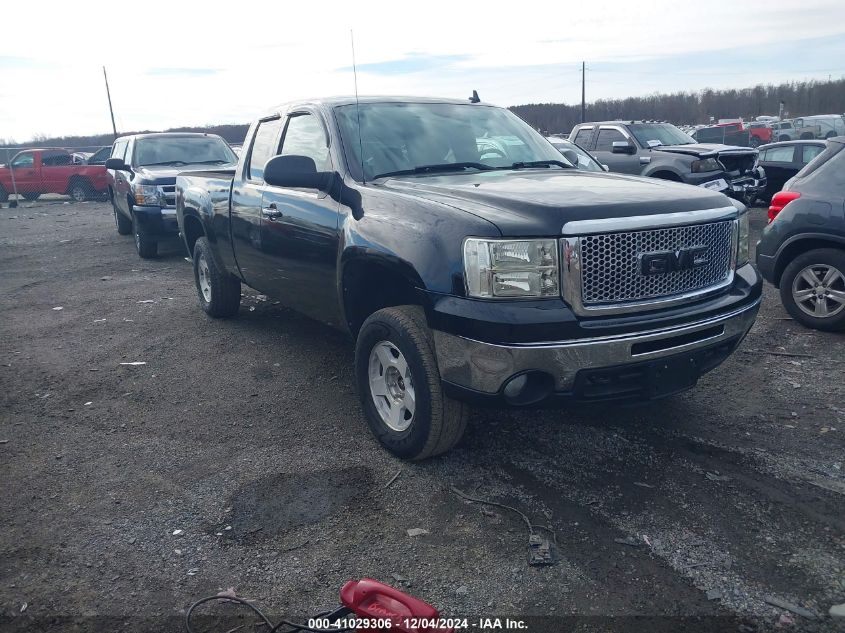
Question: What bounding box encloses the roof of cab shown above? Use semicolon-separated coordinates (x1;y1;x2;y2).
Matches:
262;95;489;117
115;132;224;141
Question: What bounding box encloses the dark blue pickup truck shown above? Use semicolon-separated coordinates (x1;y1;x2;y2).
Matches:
176;96;761;460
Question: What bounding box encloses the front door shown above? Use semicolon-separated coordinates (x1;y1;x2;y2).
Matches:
9;151;38;195
592;126;642;174
258;110;342;327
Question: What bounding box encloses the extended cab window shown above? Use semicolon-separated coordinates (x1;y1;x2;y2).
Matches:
42;152;72;166
11;153;34;168
572;128;593;148
249;119;283;181
280;114;330;170
595;129;626;151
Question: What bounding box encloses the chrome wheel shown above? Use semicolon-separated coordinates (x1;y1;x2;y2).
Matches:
368;340;415;432
792;264;845;318
197;254;212;302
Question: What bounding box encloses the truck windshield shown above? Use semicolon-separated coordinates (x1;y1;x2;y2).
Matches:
334;102;571;181
135;137;237;167
628;123;696;147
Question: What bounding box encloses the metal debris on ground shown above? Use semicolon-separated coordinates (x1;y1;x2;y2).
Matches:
763;595;817;619
384;469;402;488
451;486;558;567
705;472;732;482
119;362;147;366
172;529;184;536
52;306;63;311
137;300;155;304
633;482;655;488
406;528;429;537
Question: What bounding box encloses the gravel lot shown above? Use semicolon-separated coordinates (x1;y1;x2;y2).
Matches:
1;199;843;632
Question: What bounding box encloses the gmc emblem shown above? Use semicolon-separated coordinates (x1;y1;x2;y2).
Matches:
639;246;710;275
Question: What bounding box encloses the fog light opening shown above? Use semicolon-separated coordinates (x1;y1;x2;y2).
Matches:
501;371;555;406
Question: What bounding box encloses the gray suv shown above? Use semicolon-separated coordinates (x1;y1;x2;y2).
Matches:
570;121;766;204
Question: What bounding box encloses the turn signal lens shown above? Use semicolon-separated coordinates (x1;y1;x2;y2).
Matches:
768;191;801;223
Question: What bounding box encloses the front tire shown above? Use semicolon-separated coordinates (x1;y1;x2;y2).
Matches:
779;248;845;331
355;306;468;460
132;213;158;259
192;237;241;318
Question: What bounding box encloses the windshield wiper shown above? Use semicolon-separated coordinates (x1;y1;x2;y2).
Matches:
372;162;495;180
140;160;189;167
193;159;232;164
511;160;571;169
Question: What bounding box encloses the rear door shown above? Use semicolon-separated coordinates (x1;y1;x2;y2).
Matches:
592;125;642;174
229;116;284;289
40;151;73;193
761;145;797;196
257;110;342;326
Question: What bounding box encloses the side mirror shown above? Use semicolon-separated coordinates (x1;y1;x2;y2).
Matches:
105;158;129;171
264;155;329;190
601;164;610;172
611;141;636;155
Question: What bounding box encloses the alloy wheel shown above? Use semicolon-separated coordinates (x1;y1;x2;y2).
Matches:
368;341;416;432
791;264;845;318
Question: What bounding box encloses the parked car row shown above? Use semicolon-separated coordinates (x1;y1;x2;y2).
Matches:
685;115;845;148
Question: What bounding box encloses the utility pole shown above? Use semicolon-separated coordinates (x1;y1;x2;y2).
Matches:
103;66;118;138
581;61;586;123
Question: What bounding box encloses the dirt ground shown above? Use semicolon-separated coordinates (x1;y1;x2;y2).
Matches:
1;198;843;633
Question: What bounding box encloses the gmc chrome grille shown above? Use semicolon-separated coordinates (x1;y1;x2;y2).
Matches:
578;220;734;305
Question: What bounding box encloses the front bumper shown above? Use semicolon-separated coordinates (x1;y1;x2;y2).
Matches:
687;169;766;200
132;205;179;237
433;296;760;405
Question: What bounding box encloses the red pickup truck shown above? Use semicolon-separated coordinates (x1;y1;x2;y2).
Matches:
0;148;108;202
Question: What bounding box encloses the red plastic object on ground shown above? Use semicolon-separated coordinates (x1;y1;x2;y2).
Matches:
340;578;453;632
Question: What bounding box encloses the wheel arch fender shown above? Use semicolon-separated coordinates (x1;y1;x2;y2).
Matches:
340;246;429;338
773;233;845;287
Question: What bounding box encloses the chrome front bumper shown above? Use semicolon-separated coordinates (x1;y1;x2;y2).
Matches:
432;298;760;395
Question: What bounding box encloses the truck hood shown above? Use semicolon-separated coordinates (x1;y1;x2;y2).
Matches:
379;170;733;236
653;143;757;158
134;163;236;184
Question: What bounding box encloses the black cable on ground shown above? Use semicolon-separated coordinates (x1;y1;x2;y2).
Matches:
185;595;353;633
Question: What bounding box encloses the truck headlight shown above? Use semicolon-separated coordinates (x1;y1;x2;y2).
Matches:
737;212;750;266
464;238;559;298
133;185;162;206
691;157;721;173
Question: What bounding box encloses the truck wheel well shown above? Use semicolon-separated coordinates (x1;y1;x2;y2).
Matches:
651;171;682;182
775;238;845;287
343;260;421;336
182;214;205;256
66;175;91;191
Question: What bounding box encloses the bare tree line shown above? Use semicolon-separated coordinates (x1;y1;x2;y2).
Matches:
511;78;845;134
3;78;844;149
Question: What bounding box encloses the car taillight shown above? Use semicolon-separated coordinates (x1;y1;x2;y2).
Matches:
768;191;801;223
340;578;453;632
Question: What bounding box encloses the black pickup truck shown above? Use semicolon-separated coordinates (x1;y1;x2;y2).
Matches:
176;96;762;460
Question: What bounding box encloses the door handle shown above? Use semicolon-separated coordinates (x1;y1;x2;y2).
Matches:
262;203;283;219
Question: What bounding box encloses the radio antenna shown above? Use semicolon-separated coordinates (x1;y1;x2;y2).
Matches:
350;30;365;184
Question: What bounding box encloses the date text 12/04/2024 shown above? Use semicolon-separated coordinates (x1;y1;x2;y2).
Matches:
307;618;528;630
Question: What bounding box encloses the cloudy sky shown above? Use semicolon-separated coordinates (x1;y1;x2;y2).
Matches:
1;0;844;142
